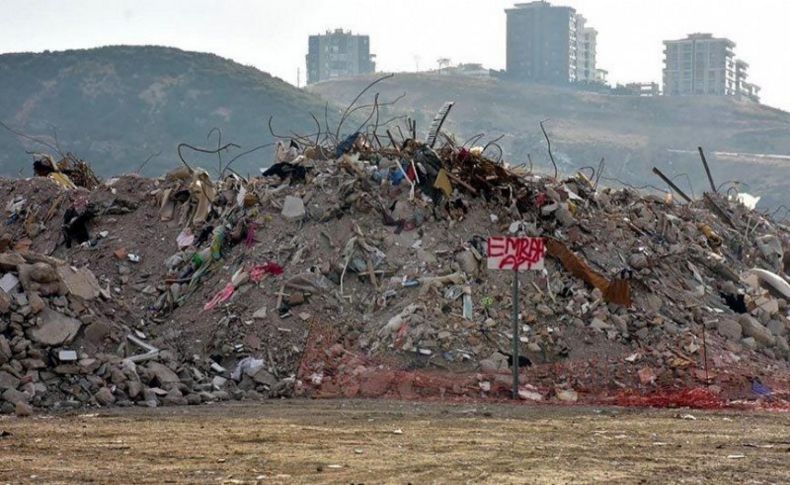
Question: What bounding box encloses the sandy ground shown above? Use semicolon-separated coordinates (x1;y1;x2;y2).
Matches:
0;400;788;484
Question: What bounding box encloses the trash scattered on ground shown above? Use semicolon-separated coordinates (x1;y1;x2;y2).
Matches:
0;95;789;414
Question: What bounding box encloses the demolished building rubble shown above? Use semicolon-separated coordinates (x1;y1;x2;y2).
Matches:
0;110;789;415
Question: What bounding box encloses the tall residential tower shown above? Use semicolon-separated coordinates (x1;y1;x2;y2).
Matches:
306;29;376;85
505;1;603;85
663;33;759;101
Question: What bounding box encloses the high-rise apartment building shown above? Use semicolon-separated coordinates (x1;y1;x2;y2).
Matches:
306;29;375;85
505;1;601;85
663;33;759;101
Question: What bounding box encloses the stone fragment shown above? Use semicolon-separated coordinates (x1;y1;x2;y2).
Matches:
94;387;115;406
146;362;181;386
738;315;775;347
638;367;656;385
28;308;81;346
15;401;33;417
28;292;45;314
57;266;102;300
127;381;142;399
741;337;758;350
0;252;25;271
2;388;28;405
281;196;306;221
628;253;649;270
0;370;20;390
252;369;277;387
717;319;742;341
252;306;268;320
0;289;10;314
455;251;478;277
767;320;786;337
556;389;578;402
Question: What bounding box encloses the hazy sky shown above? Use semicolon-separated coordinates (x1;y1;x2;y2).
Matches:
1;0;788;110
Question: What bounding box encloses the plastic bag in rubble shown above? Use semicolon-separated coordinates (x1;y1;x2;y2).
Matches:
230;357;265;381
285;272;332;293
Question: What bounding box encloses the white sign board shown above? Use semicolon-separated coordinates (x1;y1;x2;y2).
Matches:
487;237;546;271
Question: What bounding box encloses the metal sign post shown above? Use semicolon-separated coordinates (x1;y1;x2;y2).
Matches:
512;268;520;399
486;236;546;400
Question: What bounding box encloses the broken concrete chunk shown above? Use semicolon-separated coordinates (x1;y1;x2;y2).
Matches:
0;370;20;391
57;266;102;300
717;319;742;341
281;195;306;221
738;315;776;347
145;362;181;386
28;308;81;346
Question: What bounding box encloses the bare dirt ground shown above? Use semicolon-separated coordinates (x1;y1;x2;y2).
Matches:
1;401;788;484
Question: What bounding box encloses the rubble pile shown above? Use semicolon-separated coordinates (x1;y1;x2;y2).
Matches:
1;120;789;413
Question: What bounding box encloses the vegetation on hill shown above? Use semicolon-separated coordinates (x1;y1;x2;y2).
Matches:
0;46;338;177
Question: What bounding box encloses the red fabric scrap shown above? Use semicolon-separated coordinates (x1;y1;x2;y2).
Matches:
250;262;284;282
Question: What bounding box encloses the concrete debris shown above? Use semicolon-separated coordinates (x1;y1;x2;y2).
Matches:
0;110;789;414
29;308;81;346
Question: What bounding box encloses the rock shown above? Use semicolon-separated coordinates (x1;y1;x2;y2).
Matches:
127;381;142;399
212;376;227;390
0;336;11;363
776;336;789;356
0;370;20;390
94;387;115;406
518;388;544;401
162;387;187;406
56;266;102;300
78;358;101;374
2;388;28;405
185;393;202;405
455;251;478;277
0;289;10;314
14;401;33;417
359;370;394;397
281;196;306;221
628;253;649;270
589;318;611;332
738;315;775;347
741;337;758;350
252;306;268;320
767;320;786;337
717;319;742;341
638;367;656;385
146;362;181;387
756;235;783;271
28;308;81;346
28;292;45;314
556;389;578;402
555;206;576;226
29;263;59;283
478;359;499;373
251;369;277;387
0;252;25;271
83;321;112;345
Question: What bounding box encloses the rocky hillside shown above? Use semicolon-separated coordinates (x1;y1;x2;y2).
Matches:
0;46;338;177
311;74;790;209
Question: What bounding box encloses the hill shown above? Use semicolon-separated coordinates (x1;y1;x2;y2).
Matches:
311;73;790;209
0;46;337;177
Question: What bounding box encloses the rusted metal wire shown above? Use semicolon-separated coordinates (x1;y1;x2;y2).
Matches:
539;120;558;179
